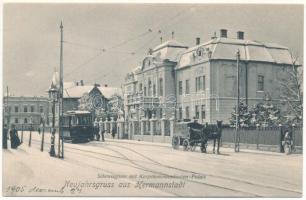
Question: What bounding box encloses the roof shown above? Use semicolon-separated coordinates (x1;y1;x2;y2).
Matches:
63;83;122;99
152;40;188;62
177;37;296;68
65;110;91;115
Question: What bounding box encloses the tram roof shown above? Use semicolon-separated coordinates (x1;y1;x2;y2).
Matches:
64;110;91;115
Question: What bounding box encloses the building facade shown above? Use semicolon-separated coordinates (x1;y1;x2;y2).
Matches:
124;40;188;122
3;96;50;129
124;29;297;126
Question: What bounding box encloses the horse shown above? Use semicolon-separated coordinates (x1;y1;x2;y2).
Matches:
202;121;222;154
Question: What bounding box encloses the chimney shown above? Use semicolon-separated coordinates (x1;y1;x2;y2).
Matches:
220;29;227;38
104;84;108;87
196;37;200;45
80;80;84;86
237;31;244;40
94;83;101;87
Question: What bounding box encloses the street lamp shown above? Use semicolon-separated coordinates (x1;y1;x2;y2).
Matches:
49;87;58;157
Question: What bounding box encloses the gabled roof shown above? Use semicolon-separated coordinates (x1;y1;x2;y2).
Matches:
63;83;121;99
177;37;297;68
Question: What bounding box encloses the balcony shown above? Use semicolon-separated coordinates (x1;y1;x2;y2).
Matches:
126;93;160;106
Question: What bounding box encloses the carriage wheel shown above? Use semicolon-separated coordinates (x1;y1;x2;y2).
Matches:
200;142;207;153
172;136;180;149
183;139;190;151
190;142;197;151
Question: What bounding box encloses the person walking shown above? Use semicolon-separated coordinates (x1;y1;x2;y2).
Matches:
3;124;8;149
9;124;21;149
99;118;105;142
93;118;100;141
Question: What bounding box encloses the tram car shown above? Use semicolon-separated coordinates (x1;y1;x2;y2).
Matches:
62;110;94;143
172;120;222;154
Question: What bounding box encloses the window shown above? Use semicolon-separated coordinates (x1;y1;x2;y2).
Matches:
201;105;206;119
148;79;152;96
15;118;18;124
31;105;35;112
257;75;264;91
185;79;190;94
15;106;19;113
179;107;182;120
159;78;163;96
153;84;156;96
139;83;143;92
185;106;190;119
40;106;44;113
195;76;205;92
144;87;147;96
24;118;28;124
24;106;28;113
202;76;205;90
195;105;199;119
178;81;183;95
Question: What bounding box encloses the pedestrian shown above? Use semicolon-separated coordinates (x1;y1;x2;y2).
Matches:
9;124;21;149
38;123;43;135
93;118;100;141
99;118;105;142
3;124;8;149
111;124;116;139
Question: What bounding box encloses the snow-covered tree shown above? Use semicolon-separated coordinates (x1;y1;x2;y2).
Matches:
250;99;281;127
279;54;303;125
229;101;252;128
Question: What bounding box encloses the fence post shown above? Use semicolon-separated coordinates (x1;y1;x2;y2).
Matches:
40;123;45;152
256;124;260;150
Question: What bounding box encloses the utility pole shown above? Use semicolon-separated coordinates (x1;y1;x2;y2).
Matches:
58;21;64;158
6;86;10;126
234;49;240;152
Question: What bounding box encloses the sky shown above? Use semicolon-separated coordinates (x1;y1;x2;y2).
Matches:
3;3;304;96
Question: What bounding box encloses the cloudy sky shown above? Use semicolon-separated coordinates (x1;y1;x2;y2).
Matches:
3;3;303;96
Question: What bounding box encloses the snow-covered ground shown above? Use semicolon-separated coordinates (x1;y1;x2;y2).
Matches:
3;131;303;197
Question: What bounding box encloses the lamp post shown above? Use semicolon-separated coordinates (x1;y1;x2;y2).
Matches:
49;88;58;157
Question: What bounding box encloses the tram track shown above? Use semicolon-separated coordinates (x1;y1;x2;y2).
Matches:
29;138;301;197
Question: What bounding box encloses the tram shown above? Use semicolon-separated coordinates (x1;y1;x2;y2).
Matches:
62;110;94;143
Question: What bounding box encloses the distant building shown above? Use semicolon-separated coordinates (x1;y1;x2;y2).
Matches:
47;72;122;126
124;29;298;124
3;95;49;129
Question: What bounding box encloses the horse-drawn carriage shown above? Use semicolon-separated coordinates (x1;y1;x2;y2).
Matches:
172;120;222;154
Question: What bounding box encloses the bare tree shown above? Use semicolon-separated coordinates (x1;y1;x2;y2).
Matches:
279;53;303;125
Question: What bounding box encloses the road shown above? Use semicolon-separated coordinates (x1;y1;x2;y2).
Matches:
3;131;303;197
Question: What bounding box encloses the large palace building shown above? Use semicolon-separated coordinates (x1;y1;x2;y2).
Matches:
124;29;297;124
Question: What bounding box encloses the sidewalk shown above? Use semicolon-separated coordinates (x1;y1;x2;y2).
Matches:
104;138;291;157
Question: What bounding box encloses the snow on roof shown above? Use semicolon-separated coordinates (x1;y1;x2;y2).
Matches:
63;83;121;99
152;40;188;52
177;37;296;68
65;110;91;115
97;86;122;99
151;40;188;62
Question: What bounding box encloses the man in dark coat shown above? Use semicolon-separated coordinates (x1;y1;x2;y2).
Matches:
9;124;20;149
3;124;8;149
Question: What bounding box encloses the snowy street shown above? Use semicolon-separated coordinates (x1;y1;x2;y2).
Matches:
3;131;302;197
